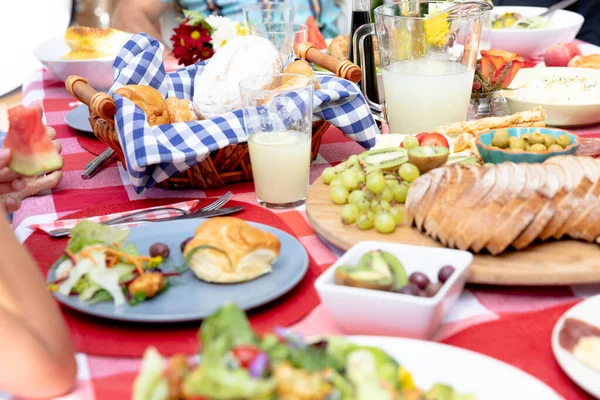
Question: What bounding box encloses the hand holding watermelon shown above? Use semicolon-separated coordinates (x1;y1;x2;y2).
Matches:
0;105;63;213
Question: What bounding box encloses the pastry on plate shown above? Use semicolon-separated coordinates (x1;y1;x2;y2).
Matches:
568;54;600;69
165;98;198;123
63;26;130;60
193;36;283;119
559;317;600;373
183;217;281;283
434;106;547;138
114;85;170;126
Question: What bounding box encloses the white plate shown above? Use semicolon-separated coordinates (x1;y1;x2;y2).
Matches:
64;104;93;133
503;67;600;127
552;295;600;398
349;336;561;399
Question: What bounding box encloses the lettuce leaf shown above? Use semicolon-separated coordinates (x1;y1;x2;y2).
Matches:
67;220;129;254
132;347;169;400
182;303;275;399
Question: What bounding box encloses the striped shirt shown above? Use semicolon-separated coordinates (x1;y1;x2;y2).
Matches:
163;0;340;38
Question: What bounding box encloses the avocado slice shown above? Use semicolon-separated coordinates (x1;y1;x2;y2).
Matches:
359;148;408;171
407;146;449;173
357;250;407;291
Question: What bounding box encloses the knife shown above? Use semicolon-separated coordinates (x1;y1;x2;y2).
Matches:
146;205;244;223
48;206;244;238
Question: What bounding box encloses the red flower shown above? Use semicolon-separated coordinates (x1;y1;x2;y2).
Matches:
170;17;214;66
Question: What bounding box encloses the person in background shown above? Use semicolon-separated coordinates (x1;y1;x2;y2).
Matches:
0;151;76;398
492;0;599;46
112;0;342;42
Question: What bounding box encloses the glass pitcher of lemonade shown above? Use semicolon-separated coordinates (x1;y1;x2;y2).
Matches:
355;1;492;135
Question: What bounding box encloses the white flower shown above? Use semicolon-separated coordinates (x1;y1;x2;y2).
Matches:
205;15;231;31
211;22;245;50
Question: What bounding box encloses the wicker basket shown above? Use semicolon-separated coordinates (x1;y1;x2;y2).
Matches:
65;43;362;190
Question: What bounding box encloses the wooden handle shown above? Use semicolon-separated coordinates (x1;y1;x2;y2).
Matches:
296;42;362;83
65;75;116;123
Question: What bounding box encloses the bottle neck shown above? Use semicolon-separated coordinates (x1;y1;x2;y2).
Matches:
351;0;370;12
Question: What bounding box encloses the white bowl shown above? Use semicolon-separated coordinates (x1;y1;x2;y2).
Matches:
33;36;119;90
482;6;584;58
503;67;600;127
314;241;472;339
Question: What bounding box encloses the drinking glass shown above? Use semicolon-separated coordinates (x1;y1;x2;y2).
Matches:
239;73;314;209
243;2;295;27
249;23;308;62
355;1;492;135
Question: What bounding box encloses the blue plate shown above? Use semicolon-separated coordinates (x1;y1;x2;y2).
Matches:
64;104;93;133
47;219;309;323
476;127;580;164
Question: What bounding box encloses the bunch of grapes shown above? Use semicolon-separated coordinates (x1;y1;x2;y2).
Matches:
321;153;422;234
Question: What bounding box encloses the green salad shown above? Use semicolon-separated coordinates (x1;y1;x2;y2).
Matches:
48;220;180;306
492;12;550;30
133;303;476;400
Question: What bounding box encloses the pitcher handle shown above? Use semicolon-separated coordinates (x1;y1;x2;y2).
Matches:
353;23;385;122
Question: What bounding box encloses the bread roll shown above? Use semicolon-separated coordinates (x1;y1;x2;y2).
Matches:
115;85;169;126
165;98;198;123
193;36;283;119
281;60;321;90
63;27;129;60
183;217;281;283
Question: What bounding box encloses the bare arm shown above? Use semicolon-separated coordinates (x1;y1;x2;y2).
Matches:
0;168;75;397
112;0;169;42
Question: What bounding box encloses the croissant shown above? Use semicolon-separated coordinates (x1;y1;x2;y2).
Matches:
183;217;281;283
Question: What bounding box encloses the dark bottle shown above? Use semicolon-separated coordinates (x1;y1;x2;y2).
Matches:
348;0;379;104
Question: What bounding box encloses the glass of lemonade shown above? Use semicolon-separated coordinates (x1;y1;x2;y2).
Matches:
243;2;295;28
354;1;492;135
240;73;314;209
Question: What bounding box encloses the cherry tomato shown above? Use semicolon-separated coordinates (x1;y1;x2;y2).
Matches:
232;345;262;368
415;132;450;149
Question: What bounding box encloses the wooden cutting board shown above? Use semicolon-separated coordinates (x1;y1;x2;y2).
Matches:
306;177;600;286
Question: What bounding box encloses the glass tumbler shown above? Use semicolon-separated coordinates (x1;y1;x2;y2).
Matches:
239;73;314;209
243;2;295;27
249;22;308;62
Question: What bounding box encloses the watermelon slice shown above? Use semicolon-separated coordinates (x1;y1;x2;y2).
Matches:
4;105;63;176
306;16;327;50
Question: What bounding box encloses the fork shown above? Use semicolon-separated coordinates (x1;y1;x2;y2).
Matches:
47;191;233;238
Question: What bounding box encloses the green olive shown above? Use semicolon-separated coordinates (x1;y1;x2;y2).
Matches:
491;129;510;148
556;134;572;148
529;132;544;145
547;144;564;152
542;134;555;148
509;136;526;150
529;143;547;153
509;148;525;153
520;133;531;143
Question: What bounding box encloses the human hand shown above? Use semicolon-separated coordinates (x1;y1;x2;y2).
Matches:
0;104;63;214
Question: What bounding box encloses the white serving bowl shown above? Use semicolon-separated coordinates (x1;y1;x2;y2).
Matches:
314;241;472;339
33;36;117;90
503;67;600;127
482;6;584;58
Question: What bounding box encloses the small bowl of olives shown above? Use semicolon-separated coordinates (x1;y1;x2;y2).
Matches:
476;127;580;164
314;241;472;339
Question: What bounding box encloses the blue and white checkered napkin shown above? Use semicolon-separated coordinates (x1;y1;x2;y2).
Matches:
109;33;379;193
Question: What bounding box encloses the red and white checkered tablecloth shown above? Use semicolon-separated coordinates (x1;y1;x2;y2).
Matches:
7;56;600;399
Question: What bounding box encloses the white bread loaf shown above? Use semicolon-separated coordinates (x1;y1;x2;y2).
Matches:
192;36;283;119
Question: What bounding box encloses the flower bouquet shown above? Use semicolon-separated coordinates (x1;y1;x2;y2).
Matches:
470;49;525;119
170;10;247;66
